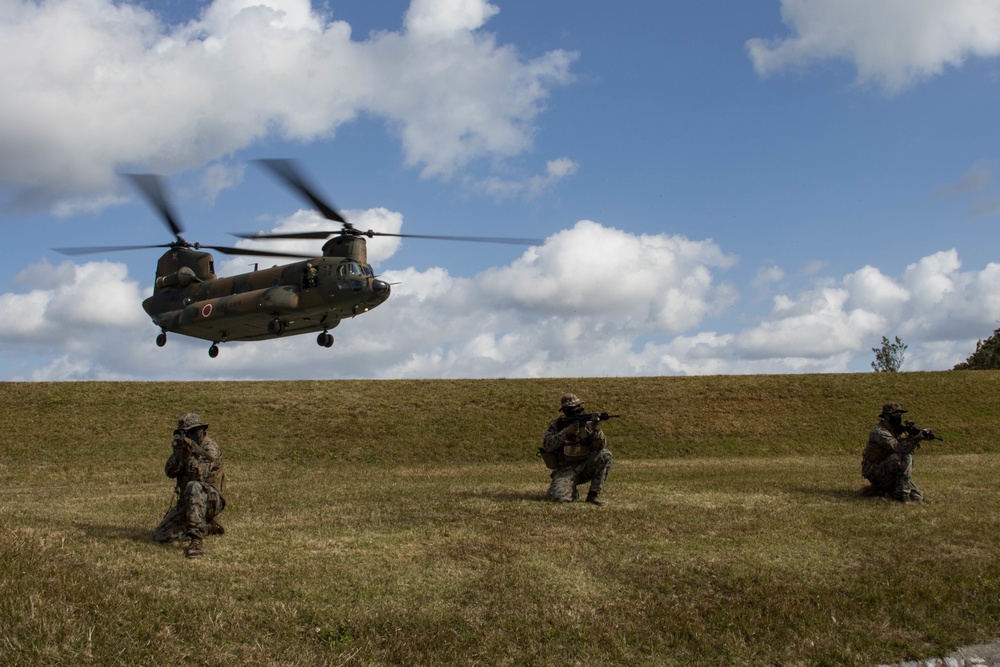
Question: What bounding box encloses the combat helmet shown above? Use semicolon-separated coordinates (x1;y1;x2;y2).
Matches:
560;394;583;409
880;402;907;417
178;412;209;430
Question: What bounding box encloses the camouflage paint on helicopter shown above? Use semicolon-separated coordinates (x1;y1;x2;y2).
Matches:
145;235;390;356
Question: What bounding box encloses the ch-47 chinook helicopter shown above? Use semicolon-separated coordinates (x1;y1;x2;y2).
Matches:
55;159;539;358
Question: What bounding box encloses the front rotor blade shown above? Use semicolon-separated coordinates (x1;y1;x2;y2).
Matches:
124;174;185;240
366;231;542;245
52;243;175;256
255;159;348;226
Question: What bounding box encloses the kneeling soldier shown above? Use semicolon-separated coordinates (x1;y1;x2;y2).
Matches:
152;412;227;558
540;394;614;505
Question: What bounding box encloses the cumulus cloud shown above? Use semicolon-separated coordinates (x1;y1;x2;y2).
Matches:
477;157;580;200
0;0;577;210
753;265;784;288
1;259;145;346
5;225;1000;379
198;161;246;205
0;221;740;379
747;0;1000;92
726;250;1000;370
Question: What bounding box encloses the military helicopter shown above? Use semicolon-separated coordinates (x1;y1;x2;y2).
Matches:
55;159;539;357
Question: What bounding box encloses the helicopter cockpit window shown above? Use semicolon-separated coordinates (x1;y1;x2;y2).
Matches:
362;265;374;277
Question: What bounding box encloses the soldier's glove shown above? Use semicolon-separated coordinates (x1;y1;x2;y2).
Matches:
588;417;602;431
561;422;579;437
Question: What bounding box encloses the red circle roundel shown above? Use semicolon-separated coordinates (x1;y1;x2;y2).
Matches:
201;304;213;318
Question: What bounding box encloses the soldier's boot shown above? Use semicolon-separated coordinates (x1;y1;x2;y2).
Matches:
208;519;225;535
586;491;606;506
186;536;203;559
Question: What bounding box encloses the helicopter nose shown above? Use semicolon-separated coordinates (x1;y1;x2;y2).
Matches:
372;279;391;300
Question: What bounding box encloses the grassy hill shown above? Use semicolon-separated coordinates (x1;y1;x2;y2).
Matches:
2;372;999;666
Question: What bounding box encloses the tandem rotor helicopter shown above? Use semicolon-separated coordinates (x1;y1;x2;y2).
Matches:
55;159;539;358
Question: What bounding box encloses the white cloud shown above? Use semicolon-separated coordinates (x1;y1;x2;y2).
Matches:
753;265;784;288
5;228;1000;379
726;249;1000;370
476;157;579;199
198;161;246;204
1;259;145;346
844;264;910;315
404;0;500;39
475;221;737;331
747;0;1000;93
736;286;887;360
0;0;576;209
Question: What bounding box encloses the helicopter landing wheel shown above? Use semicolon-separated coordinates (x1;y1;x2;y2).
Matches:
268;318;286;336
156;332;167;347
208;344;220;358
317;332;334;348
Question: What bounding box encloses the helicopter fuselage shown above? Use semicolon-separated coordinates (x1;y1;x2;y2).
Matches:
142;245;390;346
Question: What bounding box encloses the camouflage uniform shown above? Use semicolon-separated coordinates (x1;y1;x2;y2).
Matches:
541;394;614;505
153;413;227;557
862;402;923;502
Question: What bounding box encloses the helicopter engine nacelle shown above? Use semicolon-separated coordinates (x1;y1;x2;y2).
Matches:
155;266;201;290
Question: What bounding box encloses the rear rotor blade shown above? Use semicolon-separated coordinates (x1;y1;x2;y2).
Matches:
125;174;185;240
230;230;337;241
202;244;318;259
255;159;349;226
53;243;317;260
231;230;542;245
53;243;175;256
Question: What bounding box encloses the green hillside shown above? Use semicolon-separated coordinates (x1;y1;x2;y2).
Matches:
2;372;999;666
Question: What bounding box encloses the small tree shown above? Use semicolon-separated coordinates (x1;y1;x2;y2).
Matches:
871;335;907;372
953;327;1000;370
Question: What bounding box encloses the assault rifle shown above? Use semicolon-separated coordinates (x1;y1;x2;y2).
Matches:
556;411;621;430
172;428;190;449
172;428;215;460
902;420;943;442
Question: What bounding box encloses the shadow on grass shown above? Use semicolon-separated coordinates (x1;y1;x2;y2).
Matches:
458;490;549;502
784;485;882;502
74;522;154;544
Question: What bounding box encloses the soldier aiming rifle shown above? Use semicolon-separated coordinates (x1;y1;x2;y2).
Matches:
152;412;227;558
540;394;616;506
862;402;940;503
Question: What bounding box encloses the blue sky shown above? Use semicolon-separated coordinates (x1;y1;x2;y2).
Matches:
2;0;1000;380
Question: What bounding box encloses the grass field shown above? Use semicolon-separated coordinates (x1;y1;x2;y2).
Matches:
1;372;999;666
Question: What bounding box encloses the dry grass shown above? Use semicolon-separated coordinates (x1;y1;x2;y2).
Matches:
1;372;1000;666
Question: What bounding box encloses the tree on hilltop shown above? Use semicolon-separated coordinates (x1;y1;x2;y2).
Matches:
871;336;906;373
953;328;1000;370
